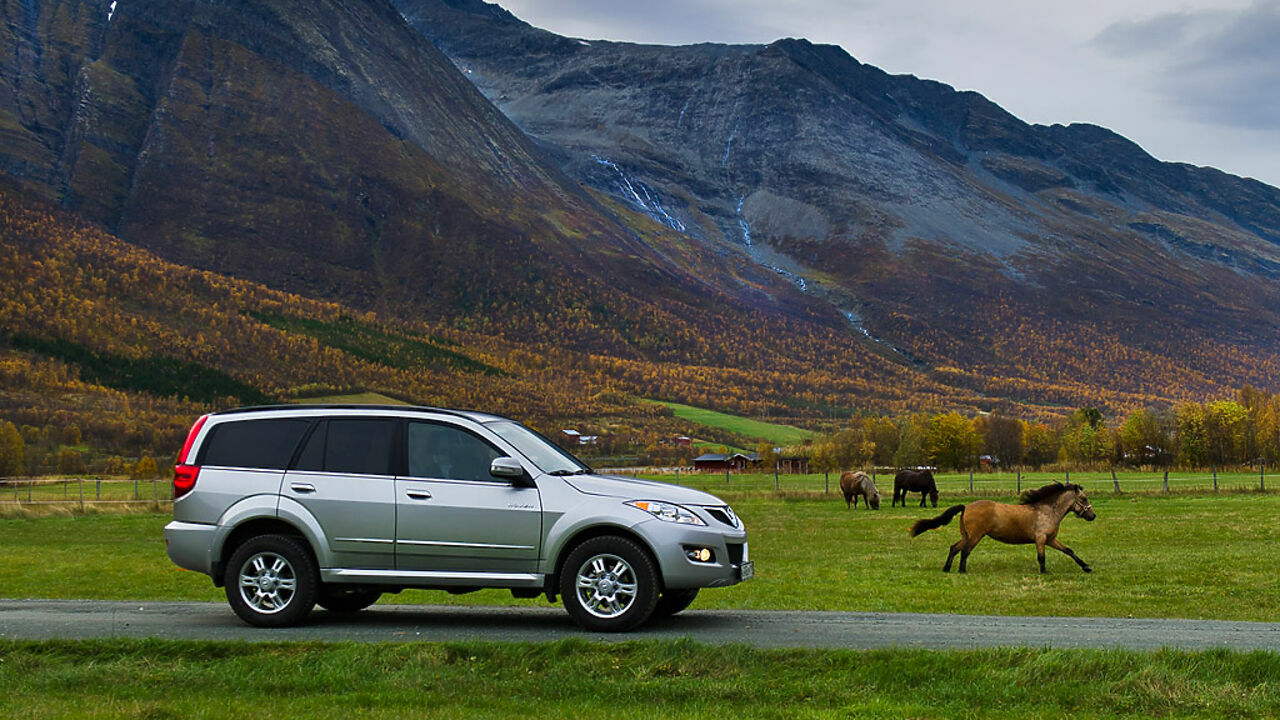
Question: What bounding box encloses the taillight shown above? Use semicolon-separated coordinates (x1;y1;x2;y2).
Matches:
173;465;200;499
173;415;209;501
178;414;210;465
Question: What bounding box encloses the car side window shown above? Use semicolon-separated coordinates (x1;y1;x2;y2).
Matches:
199;418;311;470
291;418;395;476
406;422;505;482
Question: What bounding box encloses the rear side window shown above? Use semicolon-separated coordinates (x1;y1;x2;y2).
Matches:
291;419;396;476
199;419;311;470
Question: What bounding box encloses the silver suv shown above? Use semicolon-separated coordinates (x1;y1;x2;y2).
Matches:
164;405;751;631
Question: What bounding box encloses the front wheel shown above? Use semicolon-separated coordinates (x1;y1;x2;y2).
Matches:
559;536;659;632
223;534;318;627
653;588;699;619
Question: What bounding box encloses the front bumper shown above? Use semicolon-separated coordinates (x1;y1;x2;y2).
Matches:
639;520;751;590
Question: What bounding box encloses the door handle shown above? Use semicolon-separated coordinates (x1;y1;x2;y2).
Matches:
290;483;316;494
405;490;432;500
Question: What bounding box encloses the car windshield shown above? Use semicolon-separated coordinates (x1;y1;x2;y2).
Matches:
487;420;592;475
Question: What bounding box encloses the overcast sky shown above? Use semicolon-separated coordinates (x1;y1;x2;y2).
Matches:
499;0;1280;189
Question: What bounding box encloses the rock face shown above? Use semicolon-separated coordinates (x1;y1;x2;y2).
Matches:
0;0;808;337
395;0;1280;394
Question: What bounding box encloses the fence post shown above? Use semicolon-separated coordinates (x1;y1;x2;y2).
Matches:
1016;469;1021;493
28;479;32;503
1111;468;1120;494
969;470;974;493
78;479;83;511
774;462;779;491
96;478;101;500
1162;470;1169;493
1262;462;1266;492
134;477;139;500
725;468;729;485
1065;470;1070;482
825;471;829;494
1213;467;1218;492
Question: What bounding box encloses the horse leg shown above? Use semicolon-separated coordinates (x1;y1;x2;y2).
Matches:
918;492;926;508
958;534;982;573
943;540;962;572
1036;537;1048;573
1049;538;1091;573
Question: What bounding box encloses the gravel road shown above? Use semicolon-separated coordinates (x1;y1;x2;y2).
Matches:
3;600;1279;650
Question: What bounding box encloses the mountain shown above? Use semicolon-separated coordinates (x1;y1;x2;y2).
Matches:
0;0;1276;435
394;0;1280;402
0;0;843;356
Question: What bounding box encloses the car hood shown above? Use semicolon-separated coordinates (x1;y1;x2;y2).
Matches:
563;474;727;506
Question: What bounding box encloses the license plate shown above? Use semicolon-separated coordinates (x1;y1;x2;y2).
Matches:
739;561;754;582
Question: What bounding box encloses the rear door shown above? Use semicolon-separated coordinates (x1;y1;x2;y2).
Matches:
282;418;398;570
395;420;542;573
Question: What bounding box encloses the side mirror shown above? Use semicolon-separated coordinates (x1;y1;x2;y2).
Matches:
490;457;529;483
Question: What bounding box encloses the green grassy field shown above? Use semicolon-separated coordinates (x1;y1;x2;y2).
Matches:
2;639;1278;719
643;399;817;445
293;391;410;406
5;635;1274;712
3;490;1278;621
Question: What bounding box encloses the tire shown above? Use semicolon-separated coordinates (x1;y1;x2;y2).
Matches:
317;585;382;614
223;534;318;627
652;588;699;619
559;536;659;632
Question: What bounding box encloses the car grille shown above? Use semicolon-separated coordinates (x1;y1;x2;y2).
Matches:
706;506;740;528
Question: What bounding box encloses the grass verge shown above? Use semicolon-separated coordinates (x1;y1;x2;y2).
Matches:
2;639;1278;719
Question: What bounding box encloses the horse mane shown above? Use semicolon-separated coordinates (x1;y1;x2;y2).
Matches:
1018;482;1081;505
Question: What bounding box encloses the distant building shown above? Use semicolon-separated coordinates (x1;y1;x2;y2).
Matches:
693;452;760;472
675;436;692;447
561;429;599;446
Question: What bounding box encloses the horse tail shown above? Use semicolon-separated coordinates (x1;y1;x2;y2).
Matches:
910;504;965;537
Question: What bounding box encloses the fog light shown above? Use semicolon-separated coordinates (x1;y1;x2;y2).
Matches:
686;547;714;563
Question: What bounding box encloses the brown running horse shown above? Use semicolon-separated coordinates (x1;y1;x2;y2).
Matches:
909;482;1096;573
839;471;880;509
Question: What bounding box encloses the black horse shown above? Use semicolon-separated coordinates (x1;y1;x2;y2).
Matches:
893;469;938;508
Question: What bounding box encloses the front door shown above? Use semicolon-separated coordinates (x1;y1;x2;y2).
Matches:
395;421;541;573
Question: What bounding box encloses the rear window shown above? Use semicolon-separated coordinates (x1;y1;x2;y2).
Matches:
199;418;311;470
292;418;396;476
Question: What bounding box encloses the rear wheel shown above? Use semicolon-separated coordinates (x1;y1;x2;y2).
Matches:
653;588;699;619
559;536;659;632
223;534;318;627
317;585;382;613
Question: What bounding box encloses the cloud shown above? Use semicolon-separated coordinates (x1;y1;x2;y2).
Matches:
1092;1;1280;129
501;0;789;45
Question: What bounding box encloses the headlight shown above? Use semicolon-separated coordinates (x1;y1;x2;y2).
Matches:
626;500;706;526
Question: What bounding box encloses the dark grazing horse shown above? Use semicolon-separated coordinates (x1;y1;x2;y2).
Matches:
893;469;938;508
839;471;880;510
909;482;1096;573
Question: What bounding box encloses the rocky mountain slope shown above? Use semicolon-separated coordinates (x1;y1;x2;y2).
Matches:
0;0;1275;426
396;0;1280;401
0;0;836;355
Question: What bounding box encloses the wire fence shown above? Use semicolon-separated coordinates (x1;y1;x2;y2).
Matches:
0;477;173;507
618;468;1273;497
0;467;1269;507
